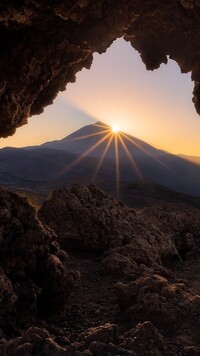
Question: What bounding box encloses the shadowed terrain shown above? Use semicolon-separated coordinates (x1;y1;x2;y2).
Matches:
1;184;200;354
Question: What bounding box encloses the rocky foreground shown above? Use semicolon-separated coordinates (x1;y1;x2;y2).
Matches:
1;184;200;355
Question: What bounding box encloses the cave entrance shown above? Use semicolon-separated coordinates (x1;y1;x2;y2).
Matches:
0;38;199;158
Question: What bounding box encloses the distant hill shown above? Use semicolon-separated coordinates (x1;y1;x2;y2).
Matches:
179;154;200;165
118;180;200;209
0;147;101;189
1;122;200;197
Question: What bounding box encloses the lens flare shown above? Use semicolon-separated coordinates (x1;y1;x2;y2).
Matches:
112;124;120;133
51;121;169;197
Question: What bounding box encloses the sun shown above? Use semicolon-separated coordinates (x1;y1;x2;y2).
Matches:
111;124;120;133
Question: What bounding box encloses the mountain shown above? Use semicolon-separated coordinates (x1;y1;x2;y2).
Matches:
0;147;102;189
40;121;200;196
179;154;200;165
41;121;164;159
1;121;200;197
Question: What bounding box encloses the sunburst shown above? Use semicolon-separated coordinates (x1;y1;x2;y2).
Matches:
112;124;120;133
55;122;168;198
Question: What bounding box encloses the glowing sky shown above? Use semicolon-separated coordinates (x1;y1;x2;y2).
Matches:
0;38;200;155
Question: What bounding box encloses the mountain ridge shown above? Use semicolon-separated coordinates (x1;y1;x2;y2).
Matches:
1;122;200;197
40;121;166;159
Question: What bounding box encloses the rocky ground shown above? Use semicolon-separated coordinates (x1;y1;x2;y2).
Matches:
1;184;200;355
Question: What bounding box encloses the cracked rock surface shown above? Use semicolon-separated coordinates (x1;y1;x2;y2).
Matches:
1;185;200;353
0;187;78;335
0;1;200;137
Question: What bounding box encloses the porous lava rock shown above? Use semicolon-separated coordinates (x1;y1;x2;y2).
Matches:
138;203;200;257
39;184;178;266
0;327;67;356
2;320;200;355
115;271;200;346
37;184;200;354
2;185;200;355
0;1;200;137
0;322;173;356
59;322;172;355
138;203;200;236
0;187;78;335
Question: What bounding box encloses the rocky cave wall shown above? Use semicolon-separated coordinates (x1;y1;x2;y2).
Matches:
0;0;200;138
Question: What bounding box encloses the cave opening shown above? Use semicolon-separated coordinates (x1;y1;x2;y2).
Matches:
1;3;200;354
1;38;199;157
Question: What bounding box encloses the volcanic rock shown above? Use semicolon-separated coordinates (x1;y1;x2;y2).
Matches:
0;327;67;356
1;184;200;354
0;1;200;137
39;185;180;273
115;271;200;343
39;184;139;252
0;322;170;356
138;203;200;237
0;187;78;335
64;321;173;355
138;203;200;257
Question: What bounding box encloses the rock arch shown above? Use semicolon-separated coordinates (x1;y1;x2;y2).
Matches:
0;0;200;137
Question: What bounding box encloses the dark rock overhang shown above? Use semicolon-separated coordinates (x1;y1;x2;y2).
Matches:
0;0;200;137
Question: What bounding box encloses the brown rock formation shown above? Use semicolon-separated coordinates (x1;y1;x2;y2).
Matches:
0;1;200;137
115;271;200;354
0;323;172;355
36;184;200;354
0;327;67;356
138;203;200;257
0;187;78;335
39;184;177;265
1;184;200;354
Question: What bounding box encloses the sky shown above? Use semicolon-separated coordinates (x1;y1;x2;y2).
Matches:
0;38;200;156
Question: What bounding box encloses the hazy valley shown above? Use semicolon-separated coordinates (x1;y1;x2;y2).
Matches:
1;122;200;202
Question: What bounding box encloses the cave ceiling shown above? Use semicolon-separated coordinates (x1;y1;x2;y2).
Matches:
0;0;200;138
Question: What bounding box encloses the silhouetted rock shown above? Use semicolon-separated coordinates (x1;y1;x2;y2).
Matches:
138;203;200;237
0;187;78;335
138;203;200;258
120;321;169;355
116;271;200;343
39;184;138;252
39;185;177;263
64;321;173;355
2;184;200;355
0;327;67;355
0;2;200;137
77;323;119;345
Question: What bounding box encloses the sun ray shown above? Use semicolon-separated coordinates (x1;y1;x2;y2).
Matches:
118;134;143;180
60;132;113;175
92;134;114;181
121;132;173;171
115;133;120;197
66;129;110;142
93;123;110;129
112;124;120;133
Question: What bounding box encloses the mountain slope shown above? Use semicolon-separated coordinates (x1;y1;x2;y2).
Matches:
119;180;200;209
41;121;165;159
180;154;200;165
1;122;200;196
0;147;103;190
